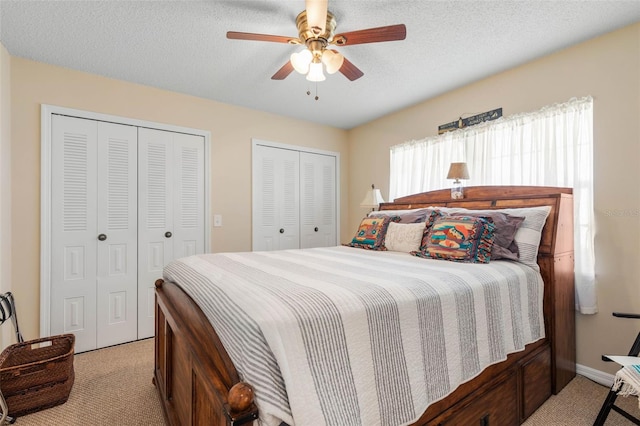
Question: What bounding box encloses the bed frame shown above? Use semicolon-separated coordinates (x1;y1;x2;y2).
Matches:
153;186;575;426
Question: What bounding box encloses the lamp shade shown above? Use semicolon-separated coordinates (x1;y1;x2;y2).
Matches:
306;61;326;82
291;49;313;74
360;186;385;209
446;162;470;181
321;49;344;74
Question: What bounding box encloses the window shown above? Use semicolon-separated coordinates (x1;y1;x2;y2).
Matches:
389;97;595;314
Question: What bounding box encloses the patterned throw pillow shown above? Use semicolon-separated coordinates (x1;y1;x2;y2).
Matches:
436;205;551;268
418;209;446;250
441;211;524;260
413;215;495;263
345;216;393;250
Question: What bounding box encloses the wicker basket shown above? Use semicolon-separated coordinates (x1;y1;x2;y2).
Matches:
0;334;75;417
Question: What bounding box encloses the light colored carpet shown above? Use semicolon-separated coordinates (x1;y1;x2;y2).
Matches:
524;374;640;425
16;338;164;426
13;339;640;425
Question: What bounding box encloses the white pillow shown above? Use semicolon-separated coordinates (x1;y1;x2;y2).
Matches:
384;222;426;253
435;205;551;268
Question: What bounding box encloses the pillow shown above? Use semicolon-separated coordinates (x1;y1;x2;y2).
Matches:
370;208;435;224
442;211;524;260
413;215;495;263
435;206;551;268
344;216;393;250
418;209;446;251
384;222;426;253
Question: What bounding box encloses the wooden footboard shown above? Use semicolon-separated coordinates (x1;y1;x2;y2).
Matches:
154;186;576;426
154;278;258;426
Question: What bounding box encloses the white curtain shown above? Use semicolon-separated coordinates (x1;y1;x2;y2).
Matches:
389;97;596;314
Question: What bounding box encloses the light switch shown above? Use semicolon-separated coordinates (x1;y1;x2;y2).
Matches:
213;214;222;227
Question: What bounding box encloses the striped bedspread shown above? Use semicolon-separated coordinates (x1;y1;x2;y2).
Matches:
163;246;545;426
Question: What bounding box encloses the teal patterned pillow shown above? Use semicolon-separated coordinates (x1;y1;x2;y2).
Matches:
413;215;495;263
418;209;446;251
344;216;393;250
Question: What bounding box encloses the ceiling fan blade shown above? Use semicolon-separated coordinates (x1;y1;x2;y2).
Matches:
332;24;406;46
338;55;364;81
227;31;299;44
305;0;328;34
272;61;295;80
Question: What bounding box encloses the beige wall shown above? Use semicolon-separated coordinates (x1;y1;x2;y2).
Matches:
347;23;640;374
0;43;12;348
10;58;349;341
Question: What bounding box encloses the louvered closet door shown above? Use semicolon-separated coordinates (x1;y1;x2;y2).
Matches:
51;116;99;353
137;128;205;339
300;152;337;249
171;133;205;259
51;116;138;353
138;128;173;339
252;145;300;251
95;121;138;348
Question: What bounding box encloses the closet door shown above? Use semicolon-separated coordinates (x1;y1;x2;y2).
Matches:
51;116;99;353
252;145;300;251
138;128;174;339
138;128;205;339
300;152;337;249
95;122;138;348
171;133;206;259
51;116;138;353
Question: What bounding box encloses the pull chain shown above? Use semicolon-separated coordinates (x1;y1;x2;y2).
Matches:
305;83;319;101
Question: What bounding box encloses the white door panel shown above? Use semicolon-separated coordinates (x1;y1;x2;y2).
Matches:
63;296;85;333
252;145;300;251
300;152;336;249
280;156;300;249
51;115;98;353
254;153;277;250
172;133;205;259
138;128;173;339
95;121;138;348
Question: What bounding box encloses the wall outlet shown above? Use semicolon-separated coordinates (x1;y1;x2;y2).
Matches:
213;214;222;227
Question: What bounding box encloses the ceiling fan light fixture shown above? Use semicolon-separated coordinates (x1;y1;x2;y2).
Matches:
291;49;313;74
321;49;344;74
306;61;326;82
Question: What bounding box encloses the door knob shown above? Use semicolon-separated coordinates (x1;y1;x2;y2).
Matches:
314;227;319;232
97;234;107;241
165;231;172;238
279;228;284;234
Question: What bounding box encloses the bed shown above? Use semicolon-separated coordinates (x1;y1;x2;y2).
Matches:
153;186;575;426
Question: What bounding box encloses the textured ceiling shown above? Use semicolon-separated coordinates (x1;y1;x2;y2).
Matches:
1;1;639;129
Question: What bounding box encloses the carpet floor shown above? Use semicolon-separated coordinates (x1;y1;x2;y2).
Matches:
12;339;640;425
16;338;164;426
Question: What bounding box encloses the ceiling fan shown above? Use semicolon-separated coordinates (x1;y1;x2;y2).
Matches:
227;0;406;82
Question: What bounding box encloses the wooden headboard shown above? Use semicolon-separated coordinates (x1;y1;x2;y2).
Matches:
380;185;576;393
380;185;574;257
